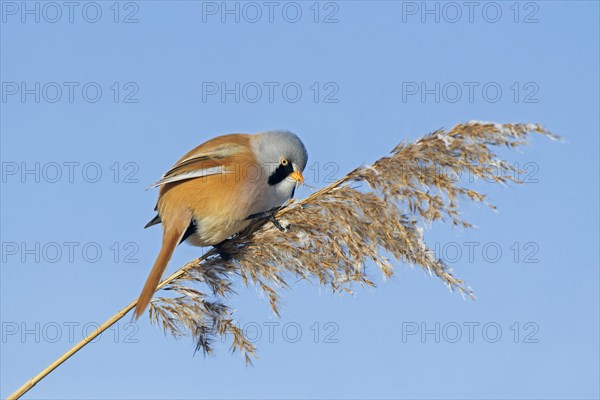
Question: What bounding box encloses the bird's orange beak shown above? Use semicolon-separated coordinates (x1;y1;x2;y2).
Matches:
289;170;304;185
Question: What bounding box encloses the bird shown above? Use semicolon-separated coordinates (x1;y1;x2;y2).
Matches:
134;130;308;318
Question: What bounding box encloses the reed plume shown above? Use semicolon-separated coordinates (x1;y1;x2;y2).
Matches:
148;121;559;363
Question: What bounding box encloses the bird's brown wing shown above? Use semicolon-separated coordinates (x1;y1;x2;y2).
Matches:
146;134;250;189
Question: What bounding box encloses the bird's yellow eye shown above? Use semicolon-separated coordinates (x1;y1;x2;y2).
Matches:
281;159;289;166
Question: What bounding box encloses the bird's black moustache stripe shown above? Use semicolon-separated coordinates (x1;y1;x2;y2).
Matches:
268;163;294;185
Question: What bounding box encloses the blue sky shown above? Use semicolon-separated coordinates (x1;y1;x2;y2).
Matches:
1;1;598;399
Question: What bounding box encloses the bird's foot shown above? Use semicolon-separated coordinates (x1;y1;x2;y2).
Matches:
213;242;232;260
246;207;288;232
268;214;287;232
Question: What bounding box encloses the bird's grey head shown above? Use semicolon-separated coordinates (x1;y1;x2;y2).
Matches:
251;130;308;186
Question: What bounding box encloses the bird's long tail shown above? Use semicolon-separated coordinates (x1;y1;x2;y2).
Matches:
134;209;191;319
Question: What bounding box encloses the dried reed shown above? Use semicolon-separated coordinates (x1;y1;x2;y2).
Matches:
149;121;559;363
7;121;558;399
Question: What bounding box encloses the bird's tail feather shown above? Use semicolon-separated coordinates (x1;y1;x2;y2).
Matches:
134;210;190;319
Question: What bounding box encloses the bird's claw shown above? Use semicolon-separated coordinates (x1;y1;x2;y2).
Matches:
269;214;287;232
246;207;288;232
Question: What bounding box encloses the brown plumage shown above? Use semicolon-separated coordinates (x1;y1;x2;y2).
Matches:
134;131;308;318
